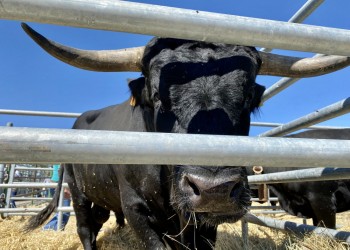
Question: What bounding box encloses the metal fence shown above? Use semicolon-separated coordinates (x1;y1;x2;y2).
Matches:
1;0;350;248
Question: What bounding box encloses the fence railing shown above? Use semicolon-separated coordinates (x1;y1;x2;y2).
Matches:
1;0;350;56
1;0;350;248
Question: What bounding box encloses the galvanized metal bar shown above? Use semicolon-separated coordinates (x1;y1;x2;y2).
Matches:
241;219;249;250
15;166;53;171
0;164;4;185
250;210;285;215
1;0;350;55
249;206;281;210
0;109;80;118
0;183;68;188
57;183;65;230
3;109;349;130
0;207;73;213
244;213;350;243
259;98;350;137
5;164;15;216
5;213;41;216
261;0;324;53
261;77;300;103
251;197;279;202
289;0;324;23
11;197;51;201
251;122;348;130
1;127;350;168
248;168;350;184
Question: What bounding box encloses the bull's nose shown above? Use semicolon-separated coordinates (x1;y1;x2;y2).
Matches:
181;174;244;210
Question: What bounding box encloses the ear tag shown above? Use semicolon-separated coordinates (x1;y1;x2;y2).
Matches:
130;96;136;107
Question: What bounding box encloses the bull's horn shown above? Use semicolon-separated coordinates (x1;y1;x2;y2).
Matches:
21;23;144;72
258;52;350;78
22;23;350;77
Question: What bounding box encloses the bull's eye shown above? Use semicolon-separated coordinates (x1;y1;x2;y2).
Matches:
244;92;254;109
153;92;160;102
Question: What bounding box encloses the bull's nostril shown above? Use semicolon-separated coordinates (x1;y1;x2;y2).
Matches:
185;177;200;196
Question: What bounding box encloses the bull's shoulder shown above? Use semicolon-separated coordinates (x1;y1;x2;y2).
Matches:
73;100;148;132
73;104;118;130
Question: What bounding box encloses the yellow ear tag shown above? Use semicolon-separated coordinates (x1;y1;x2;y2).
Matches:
130;96;136;107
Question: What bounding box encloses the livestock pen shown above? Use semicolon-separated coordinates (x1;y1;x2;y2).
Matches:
1;0;350;249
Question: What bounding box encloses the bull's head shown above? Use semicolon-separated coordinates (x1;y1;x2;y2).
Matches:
21;23;350;226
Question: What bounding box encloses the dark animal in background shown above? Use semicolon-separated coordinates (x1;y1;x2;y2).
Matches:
260;129;350;229
21;22;350;249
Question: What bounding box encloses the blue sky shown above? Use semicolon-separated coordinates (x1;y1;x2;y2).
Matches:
0;0;349;136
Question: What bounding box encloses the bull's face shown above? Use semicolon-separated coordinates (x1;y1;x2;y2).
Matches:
135;38;265;225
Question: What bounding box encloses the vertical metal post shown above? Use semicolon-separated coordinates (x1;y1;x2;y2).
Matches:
241;219;249;250
5;164;16;217
1;123;13;196
0;164;4;192
56;182;64;230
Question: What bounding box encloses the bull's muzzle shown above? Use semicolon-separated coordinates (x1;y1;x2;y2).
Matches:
181;173;245;212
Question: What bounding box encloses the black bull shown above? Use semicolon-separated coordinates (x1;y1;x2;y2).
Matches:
26;38;264;249
21;23;350;249
253;129;350;229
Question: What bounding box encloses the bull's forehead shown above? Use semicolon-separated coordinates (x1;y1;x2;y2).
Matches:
156;50;258;72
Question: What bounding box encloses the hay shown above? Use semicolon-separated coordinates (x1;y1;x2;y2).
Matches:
1;209;349;250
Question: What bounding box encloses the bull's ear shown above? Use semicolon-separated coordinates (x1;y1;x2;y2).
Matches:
128;77;146;106
251;83;265;112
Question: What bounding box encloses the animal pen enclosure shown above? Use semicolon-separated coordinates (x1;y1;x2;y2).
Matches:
1;0;350;249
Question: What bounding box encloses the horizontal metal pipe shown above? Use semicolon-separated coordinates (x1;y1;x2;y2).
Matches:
3;108;349;131
0;207;73;213
4;211;120;216
11;197;52;201
260;0;324;53
250;122;348;130
4;212;77;216
1;0;350;55
248;168;350;184
0;183;68;188
4;213;42;216
249;206;281;210
259;98;350;137
0;109;80;118
249;210;285;214
1;127;350;168
15;166;53;171
244;213;350;243
251;198;279;202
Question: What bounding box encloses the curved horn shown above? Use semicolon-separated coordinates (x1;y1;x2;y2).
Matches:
22;23;349;77
21;23;144;72
258;51;350;77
